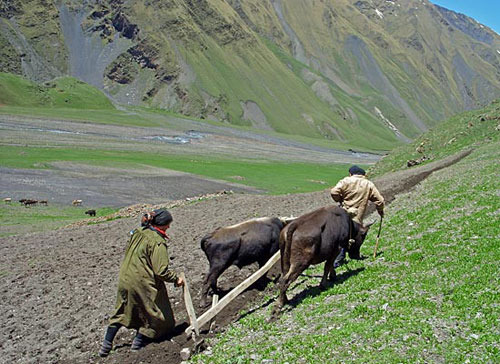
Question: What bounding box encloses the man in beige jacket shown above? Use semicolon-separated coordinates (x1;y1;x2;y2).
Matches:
330;165;384;267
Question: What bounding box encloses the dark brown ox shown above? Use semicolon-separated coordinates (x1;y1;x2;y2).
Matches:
85;209;96;217
276;205;372;310
200;217;286;307
23;199;38;207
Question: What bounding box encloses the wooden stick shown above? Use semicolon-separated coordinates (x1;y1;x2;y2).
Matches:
209;294;219;333
185;251;280;335
180;272;199;336
372;217;384;259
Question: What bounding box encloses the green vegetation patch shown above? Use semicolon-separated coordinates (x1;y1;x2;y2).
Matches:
0;145;356;195
0;203;117;237
0;72;114;109
369;99;500;177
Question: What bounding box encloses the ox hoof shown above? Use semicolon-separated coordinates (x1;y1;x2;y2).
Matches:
199;297;211;308
268;306;282;322
320;281;334;291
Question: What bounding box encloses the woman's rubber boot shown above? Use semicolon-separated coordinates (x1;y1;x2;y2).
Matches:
98;325;120;357
131;333;150;351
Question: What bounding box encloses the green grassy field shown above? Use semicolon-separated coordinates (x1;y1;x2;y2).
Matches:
192;102;500;363
0;203;118;238
0;145;356;195
0;142;361;236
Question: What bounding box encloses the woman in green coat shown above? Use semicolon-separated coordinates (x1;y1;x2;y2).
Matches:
98;208;184;357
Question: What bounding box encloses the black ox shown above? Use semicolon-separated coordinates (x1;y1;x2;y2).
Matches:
200;217;287;307
276;205;372;310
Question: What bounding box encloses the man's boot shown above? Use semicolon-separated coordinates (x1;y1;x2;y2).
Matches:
131;333;151;351
98;325;121;357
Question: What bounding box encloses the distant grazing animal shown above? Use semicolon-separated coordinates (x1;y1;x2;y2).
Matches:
275;206;372;311
72;199;83;206
407;155;429;168
23;199;38;207
85;209;96;217
39;200;48;206
19;199;27;204
3;198;11;203
199;217;289;307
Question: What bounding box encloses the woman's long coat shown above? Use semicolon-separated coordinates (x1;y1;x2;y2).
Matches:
109;228;178;339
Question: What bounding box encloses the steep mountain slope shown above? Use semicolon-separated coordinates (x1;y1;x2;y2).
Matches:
0;0;67;80
1;0;500;147
237;0;500;133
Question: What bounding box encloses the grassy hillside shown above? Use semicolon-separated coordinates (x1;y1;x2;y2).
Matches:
0;0;67;80
369;99;500;177
123;0;403;150
230;0;499;141
192;102;500;363
0;73;114;109
184;39;399;150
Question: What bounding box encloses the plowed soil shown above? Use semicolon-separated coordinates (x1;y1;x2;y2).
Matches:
0;150;471;364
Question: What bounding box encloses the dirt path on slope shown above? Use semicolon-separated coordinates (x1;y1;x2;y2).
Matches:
0;150;473;364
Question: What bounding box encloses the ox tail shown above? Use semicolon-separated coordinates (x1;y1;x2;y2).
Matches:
200;234;212;254
280;222;297;276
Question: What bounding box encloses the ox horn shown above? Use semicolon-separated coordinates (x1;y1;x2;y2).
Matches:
279;216;296;225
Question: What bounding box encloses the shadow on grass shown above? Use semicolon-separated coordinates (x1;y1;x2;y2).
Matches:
285;267;365;310
239;267;365;319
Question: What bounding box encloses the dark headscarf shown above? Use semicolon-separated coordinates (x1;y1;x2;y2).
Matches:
141;208;173;227
349;165;366;176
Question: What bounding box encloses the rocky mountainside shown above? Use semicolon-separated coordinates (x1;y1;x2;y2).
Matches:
1;0;500;147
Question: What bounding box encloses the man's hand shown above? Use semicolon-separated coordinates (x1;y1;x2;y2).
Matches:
175;276;185;287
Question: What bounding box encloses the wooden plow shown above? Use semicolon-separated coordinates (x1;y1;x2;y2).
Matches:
182;251;281;337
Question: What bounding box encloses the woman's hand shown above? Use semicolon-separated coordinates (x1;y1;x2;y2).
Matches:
175;276;185;287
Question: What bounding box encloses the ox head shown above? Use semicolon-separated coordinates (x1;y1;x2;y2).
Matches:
347;221;374;259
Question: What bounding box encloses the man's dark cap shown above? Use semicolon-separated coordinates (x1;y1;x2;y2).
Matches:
349;165;366;175
152;208;173;226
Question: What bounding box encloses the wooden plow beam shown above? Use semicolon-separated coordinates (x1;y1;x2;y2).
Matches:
185;251;281;335
180;272;199;336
